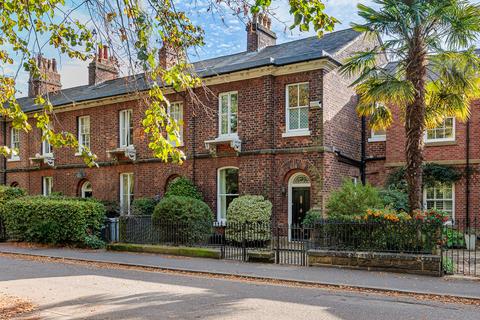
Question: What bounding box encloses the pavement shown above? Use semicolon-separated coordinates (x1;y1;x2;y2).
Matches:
1;255;479;319
0;243;478;300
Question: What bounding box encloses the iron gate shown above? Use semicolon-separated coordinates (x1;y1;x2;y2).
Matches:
442;218;479;277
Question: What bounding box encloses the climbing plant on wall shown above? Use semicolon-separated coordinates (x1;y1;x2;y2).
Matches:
386;163;463;192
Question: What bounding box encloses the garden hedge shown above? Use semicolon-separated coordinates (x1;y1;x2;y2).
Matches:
132;197;158;216
0;185;26;203
0;196;106;245
152;195;213;243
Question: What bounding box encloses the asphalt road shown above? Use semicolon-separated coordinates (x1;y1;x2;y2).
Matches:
0;256;477;320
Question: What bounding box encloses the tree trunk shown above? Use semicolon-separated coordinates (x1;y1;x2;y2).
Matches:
404;30;427;212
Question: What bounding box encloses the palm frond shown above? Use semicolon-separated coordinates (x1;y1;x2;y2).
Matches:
425;49;480;126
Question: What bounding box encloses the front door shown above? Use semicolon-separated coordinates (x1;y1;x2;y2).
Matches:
292;187;310;225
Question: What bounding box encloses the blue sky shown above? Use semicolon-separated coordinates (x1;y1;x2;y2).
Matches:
10;0;376;96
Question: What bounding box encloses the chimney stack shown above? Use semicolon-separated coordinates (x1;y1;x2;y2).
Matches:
159;44;184;70
246;13;277;52
88;46;119;86
28;55;62;97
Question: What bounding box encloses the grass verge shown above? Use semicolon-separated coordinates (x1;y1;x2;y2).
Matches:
107;243;221;259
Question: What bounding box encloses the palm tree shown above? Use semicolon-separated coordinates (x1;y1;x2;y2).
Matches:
340;0;480;212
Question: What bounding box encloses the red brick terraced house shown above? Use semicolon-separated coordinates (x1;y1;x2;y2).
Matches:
3;20;478;226
365;61;480;223
1;20;382;226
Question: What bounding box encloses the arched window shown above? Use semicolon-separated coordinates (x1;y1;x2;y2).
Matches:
81;181;93;198
217;167;239;222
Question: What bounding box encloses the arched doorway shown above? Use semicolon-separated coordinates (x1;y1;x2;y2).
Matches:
81;181;93;198
288;173;311;227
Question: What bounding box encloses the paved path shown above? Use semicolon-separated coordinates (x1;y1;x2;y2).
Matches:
0;255;479;320
0;243;478;299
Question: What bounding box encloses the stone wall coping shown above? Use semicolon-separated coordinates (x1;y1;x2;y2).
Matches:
308;249;441;261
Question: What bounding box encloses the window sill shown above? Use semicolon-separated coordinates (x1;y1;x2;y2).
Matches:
368;137;386;143
7;157;20;162
424;140;456;147
282;130;311;138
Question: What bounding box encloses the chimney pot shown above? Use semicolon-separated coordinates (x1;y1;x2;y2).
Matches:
28;54;62;97
246;13;277;52
88;45;119;86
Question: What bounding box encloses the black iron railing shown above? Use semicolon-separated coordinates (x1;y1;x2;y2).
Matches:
308;219;443;254
442;217;479;277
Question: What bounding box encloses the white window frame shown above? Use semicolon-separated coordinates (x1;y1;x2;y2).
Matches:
119;109;133;148
217;167;239;223
425;117;455;143
369;128;387;142
120;173;134;215
423;183;455;221
168;101;184;146
284;82;310;137
81;181;93;198
42;176;53;196
78;116;91;152
9;127;20;161
218;91;238;137
41;126;53;156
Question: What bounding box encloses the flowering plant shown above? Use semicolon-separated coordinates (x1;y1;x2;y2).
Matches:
412;209;450;224
363;208;411;223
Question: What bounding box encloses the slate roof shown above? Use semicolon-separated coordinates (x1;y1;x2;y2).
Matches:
17;28;361;112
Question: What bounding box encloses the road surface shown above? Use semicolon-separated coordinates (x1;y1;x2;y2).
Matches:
0;255;477;319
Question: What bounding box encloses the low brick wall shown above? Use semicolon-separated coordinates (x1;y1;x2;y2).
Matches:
308;250;442;277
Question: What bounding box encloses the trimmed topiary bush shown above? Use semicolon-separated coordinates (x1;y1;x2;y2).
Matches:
164;177;203;200
326;180;383;218
132;197;159;216
152;196;213;243
0;197;106;245
225;195;272;242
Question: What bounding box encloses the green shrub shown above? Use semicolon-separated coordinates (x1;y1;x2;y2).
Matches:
443;257;454;274
164;177;202;200
326;180;383;218
379;189;409;212
0;186;26;203
152;196;213;243
225;195;272;242
83;235;105;249
302;209;323;227
443;228;465;249
0;197;106;245
132;197;159;216
100;200;120;218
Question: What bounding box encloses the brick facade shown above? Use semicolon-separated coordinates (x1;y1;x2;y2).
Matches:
1;29;378;224
365;101;480;222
